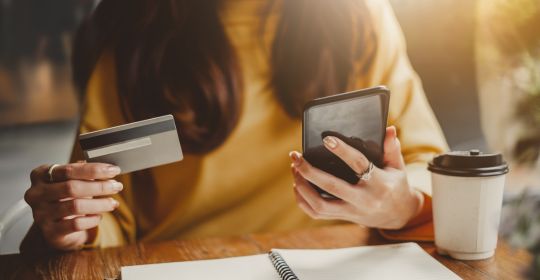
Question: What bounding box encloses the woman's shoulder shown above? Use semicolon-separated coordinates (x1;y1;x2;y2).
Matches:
362;0;400;35
363;0;393;15
350;0;407;87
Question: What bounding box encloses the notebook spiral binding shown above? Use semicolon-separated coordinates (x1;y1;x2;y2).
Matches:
268;251;299;280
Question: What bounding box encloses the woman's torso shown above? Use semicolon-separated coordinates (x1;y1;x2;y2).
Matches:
80;0;342;241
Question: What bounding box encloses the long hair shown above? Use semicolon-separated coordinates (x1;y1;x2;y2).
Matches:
73;0;376;154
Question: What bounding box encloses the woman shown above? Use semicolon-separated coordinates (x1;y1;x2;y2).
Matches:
22;0;447;251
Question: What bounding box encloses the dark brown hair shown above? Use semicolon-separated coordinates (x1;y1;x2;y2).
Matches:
73;0;376;154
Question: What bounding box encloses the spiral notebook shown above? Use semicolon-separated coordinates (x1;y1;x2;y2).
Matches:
120;243;461;280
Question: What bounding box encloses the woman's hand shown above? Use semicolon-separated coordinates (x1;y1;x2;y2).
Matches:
24;162;123;251
290;126;423;230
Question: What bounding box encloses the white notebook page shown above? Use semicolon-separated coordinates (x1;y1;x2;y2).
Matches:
121;243;461;280
274;243;461;280
121;254;280;280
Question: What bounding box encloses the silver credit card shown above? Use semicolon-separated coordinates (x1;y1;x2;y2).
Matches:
79;115;183;174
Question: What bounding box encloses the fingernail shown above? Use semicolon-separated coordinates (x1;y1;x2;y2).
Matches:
111;198;119;207
289;151;302;167
323;136;338;149
106;166;121;175
111;182;123;192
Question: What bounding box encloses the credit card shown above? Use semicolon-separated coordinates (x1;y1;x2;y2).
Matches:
79;115;183;174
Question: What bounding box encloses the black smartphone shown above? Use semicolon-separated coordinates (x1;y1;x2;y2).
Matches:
302;86;390;199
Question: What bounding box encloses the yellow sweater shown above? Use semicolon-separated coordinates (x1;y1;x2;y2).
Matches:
74;0;448;248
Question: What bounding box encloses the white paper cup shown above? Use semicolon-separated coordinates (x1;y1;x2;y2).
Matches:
428;150;509;260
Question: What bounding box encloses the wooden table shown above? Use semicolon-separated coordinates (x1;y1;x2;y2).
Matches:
0;224;532;279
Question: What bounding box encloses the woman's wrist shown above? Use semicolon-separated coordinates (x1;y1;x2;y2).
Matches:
407;188;425;225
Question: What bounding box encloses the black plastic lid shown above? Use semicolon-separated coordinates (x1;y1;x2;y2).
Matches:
428;149;509;177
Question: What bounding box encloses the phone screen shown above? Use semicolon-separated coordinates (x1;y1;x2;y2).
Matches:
303;88;389;198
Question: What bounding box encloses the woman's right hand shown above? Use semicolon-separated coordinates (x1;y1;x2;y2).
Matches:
24;162;123;251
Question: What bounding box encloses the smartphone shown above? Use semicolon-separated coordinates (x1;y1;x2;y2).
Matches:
302;86;390;199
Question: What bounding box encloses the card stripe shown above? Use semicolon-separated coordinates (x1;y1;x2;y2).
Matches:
80;119;176;150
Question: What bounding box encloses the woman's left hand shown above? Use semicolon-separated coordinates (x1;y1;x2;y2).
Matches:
289;126;423;230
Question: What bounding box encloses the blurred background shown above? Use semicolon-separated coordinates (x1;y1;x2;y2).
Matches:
0;0;539;254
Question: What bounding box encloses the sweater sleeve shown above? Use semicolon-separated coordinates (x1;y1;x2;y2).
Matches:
359;0;449;241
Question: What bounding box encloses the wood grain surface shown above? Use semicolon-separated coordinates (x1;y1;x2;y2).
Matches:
0;224;531;279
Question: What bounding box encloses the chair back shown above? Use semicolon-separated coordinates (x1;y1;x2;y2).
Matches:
0;199;30;251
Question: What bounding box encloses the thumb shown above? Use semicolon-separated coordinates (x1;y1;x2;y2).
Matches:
383;126;405;170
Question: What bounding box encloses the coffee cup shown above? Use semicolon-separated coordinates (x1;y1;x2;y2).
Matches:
428;149;509;260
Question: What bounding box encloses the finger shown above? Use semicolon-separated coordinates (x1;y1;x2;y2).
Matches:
24;186;41;206
54;215;102;235
51;162;121;181
293;174;348;218
289;151;355;200
292;166;327;219
294;187;320;219
291;161;371;209
42;180;123;201
30;165;53;184
383;126;405;170
291;163;309;185
321;136;371;175
52;198;119;220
